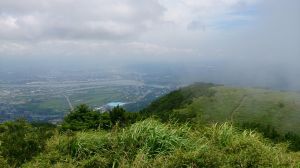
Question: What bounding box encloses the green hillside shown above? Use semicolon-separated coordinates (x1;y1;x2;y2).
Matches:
142;83;300;135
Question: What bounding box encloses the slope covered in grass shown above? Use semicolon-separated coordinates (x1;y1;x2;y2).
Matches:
142;83;300;151
22;119;299;168
143;83;300;135
191;86;300;134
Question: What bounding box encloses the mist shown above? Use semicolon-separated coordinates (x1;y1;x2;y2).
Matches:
0;0;299;90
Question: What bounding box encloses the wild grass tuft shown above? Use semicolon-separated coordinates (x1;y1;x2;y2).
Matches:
23;119;300;168
116;119;190;157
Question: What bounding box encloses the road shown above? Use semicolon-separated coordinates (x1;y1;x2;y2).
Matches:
63;94;74;111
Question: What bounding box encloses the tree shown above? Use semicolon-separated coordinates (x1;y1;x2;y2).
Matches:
61;104;101;131
99;112;111;130
109;106;127;126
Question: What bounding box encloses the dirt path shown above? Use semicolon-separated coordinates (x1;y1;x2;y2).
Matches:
230;95;247;121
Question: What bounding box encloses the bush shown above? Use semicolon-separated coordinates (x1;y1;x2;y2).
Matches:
61;104;102;131
24;120;300;167
201;123;298;167
109;106;127;126
0;119;55;167
62;105;140;131
239;122;300;151
116;119;190;158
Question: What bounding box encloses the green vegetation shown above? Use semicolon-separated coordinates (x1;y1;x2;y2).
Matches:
1;83;300;167
142;83;300;151
61;104;103;131
20;119;300;167
61;104;141;131
38;97;69;112
4;86;140;123
239;122;300;151
141;82;216;121
0;120;56;167
69;87;126;106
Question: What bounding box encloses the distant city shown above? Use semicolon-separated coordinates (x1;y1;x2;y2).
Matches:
0;65;182;123
1;62;299;123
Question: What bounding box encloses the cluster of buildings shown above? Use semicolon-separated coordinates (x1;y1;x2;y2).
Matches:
94;102;127;113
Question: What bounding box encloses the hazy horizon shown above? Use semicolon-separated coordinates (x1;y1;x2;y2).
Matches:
1;0;300;90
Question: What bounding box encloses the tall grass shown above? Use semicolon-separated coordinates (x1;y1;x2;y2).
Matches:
23;119;300;168
116;119;190;157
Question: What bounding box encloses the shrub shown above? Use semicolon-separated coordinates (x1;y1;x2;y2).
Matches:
116;119;190;158
0;119;55;167
61;104;102;131
239;122;300;151
24;120;300;167
109;106;127;126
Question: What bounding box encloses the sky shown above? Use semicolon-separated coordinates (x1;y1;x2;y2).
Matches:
0;0;300;89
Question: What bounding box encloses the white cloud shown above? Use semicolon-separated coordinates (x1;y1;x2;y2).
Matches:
0;0;259;42
0;0;298;64
158;0;257;28
0;0;260;61
0;0;164;41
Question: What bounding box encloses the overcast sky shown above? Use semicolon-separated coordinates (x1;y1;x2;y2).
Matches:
0;0;298;59
0;0;300;89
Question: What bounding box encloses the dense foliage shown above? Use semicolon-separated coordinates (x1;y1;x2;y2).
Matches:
240;122;300;151
61;104;141;131
61;104;103;131
0;120;56;167
22;119;300;167
141;82;216;121
142;83;300;151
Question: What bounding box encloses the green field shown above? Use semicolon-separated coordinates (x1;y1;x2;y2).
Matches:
21;87;131;114
69;87;128;107
38;97;69;112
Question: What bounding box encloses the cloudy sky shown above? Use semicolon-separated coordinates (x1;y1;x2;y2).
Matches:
0;0;300;88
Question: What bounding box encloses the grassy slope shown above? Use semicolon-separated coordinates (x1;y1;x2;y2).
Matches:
144;83;300;135
187;86;300;134
22;119;300;168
